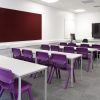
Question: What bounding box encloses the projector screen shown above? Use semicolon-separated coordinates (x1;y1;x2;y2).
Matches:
0;7;42;42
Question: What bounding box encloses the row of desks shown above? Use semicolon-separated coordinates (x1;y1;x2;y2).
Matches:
20;47;82;88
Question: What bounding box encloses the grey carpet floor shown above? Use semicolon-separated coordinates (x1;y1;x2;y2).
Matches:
1;59;100;100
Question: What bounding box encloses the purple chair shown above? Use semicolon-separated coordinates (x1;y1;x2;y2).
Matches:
92;44;100;49
92;44;100;59
51;45;60;51
67;43;76;47
80;44;90;48
76;47;92;72
41;44;50;50
64;46;79;69
36;51;60;80
12;48;23;60
0;67;33;100
48;53;76;89
22;49;35;63
60;42;67;46
36;51;50;66
64;46;74;53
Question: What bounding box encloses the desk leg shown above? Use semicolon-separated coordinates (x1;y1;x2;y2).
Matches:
44;69;47;100
81;56;82;80
70;59;73;87
97;51;98;66
91;52;93;71
18;77;21;100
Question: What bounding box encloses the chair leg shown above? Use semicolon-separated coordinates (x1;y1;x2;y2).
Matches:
28;88;33;100
73;69;76;83
10;92;15;100
47;67;53;83
64;70;70;89
48;68;55;84
0;88;4;98
57;69;61;79
87;59;91;72
55;69;61;79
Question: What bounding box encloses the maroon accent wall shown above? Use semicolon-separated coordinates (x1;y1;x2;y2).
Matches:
0;7;42;42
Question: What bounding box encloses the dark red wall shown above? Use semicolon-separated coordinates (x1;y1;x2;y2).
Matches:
0;7;42;42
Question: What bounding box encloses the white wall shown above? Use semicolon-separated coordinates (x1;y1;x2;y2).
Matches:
64;13;76;39
76;12;100;40
0;0;75;48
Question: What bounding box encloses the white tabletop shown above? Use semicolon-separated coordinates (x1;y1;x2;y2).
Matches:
0;55;47;77
59;46;97;52
21;48;82;59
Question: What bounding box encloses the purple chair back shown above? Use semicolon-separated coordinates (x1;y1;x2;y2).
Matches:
60;42;67;46
51;45;60;51
22;49;34;62
67;43;76;47
41;44;50;50
76;47;88;58
50;53;68;69
12;48;22;59
64;46;74;53
80;44;89;48
36;51;49;66
92;44;100;49
0;68;14;84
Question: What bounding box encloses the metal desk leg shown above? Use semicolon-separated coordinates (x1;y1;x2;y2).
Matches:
97;50;98;66
91;52;93;71
18;77;21;100
44;68;47;100
70;59;74;87
81;56;82;80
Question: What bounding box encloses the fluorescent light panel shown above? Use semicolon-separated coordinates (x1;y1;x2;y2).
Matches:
74;9;86;13
41;0;59;3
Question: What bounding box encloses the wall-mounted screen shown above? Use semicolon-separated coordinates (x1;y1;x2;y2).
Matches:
92;23;100;38
0;7;42;42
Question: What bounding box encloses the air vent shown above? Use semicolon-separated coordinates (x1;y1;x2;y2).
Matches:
94;5;100;8
82;0;94;4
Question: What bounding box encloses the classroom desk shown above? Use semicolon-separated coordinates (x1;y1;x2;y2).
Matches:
20;47;82;87
0;55;47;100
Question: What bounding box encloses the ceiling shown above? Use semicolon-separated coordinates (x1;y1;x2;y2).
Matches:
31;0;100;13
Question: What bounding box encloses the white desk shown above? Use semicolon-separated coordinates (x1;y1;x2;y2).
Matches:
0;55;47;100
20;48;82;87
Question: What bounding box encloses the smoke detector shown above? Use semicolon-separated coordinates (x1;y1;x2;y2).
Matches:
82;0;94;4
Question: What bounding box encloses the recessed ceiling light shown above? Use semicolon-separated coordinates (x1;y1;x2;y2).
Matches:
74;9;86;13
41;0;59;3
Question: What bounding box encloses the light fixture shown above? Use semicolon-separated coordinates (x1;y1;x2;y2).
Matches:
74;9;86;13
41;0;59;3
